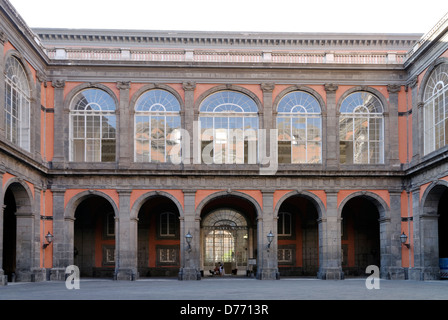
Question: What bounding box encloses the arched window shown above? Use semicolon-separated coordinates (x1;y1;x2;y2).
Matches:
4;56;31;151
277;91;322;163
134;89;181;163
423;63;448;155
339;92;384;164
199;90;258;164
70;88;116;162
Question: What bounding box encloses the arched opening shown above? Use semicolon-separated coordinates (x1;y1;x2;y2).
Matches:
137;195;180;277
277;195;319;277
2;182;33;282
341;196;380;277
200;195;257;277
438;188;448;262
3;188;17;282
74;196;116;278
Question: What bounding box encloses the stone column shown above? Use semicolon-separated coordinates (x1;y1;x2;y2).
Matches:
183;81;196;165
0;167;5;285
117;82;131;167
31;186;46;282
32;73;45;161
387;84;401;167
260;83;275;174
380;191;405;279
51;80;66;168
408;77;420;164
178;190;201;280
324;84;338;169
0;31;7;139
50;188;71;280
257;190;279;280
115;190;137;280
317;191;344;279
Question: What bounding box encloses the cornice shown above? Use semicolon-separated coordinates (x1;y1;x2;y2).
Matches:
33;28;421;51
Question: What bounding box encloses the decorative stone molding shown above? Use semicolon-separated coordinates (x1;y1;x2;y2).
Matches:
0;30;7;44
387;84;401;93
324;83;338;92
36;71;47;84
182;81;196;91
51;79;66;89
116;81;131;90
260;82;275;93
406;76;418;89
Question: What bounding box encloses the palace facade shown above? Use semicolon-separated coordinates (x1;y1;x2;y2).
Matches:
1;0;448;283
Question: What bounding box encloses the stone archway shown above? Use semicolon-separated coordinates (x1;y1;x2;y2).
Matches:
2;181;34;282
418;181;448;280
275;193;320;277
340;196;381;277
72;194;117;278
198;193;258;278
135;194;181;278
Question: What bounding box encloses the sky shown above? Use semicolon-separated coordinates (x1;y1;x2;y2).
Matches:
6;0;448;34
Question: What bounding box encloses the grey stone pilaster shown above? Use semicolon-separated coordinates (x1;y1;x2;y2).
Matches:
408;77;420;164
50;188;70;280
257;190;279;280
387;85;401;167
261;83;275;157
178;190;201;280
324;84;338;168
183;82;196;165
0;167;5;285
317;191;344;279
380;191;405;279
115;189;137;280
51;80;66;167
117;82;131;167
0;30;7;140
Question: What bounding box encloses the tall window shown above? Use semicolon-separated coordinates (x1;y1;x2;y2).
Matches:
277;212;292;236
339;92;384;164
277;91;322;163
134;89;181;163
159;212;177;237
4;56;31;151
70;89;116;162
199;91;258;164
423;63;448;155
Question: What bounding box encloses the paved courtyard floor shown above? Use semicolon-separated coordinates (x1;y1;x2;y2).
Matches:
1;277;446;318
1;277;448;300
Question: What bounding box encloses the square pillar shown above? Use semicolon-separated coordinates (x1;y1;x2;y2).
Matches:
257;190;279;280
178;190;201;280
115;190;137;280
317;191;344;280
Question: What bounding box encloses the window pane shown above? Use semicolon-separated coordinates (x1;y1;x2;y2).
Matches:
101;139;116;162
278;141;291;164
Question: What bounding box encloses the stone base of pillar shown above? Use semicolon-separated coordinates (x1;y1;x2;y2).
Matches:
178;268;201;280
380;266;406;280
30;268;47;282
408;267;440;281
317;267;344;280
50;268;67;281
256;268;279;280
0;270;6;286
115;268;137;281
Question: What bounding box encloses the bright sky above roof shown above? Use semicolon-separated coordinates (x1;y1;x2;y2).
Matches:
7;0;448;34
